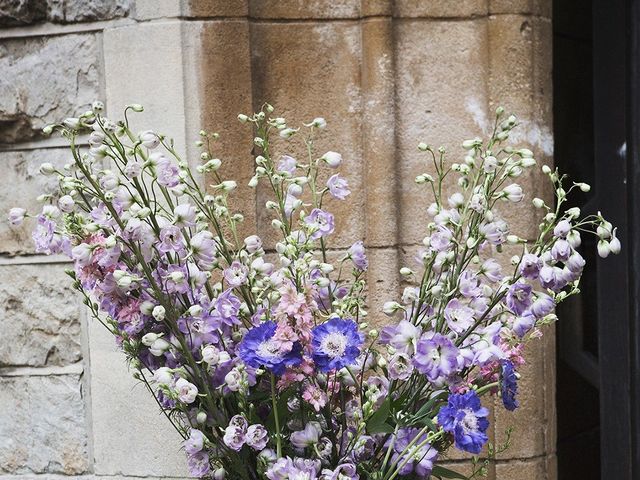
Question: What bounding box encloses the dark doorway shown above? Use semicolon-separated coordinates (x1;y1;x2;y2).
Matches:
554;0;636;479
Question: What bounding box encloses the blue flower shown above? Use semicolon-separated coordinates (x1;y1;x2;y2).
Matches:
311;318;364;372
500;360;519;411
238;321;302;375
437;390;489;454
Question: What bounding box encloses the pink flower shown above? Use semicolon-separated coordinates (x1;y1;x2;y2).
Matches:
302;383;327;412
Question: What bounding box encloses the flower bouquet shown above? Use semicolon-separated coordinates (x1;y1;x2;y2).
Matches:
9;102;620;480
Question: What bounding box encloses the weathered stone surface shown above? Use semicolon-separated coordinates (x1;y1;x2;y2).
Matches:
88;315;188;477
50;0;130;23
489;0;551;17
395;19;490;246
251;21;365;250
0;263;82;367
0;374;88;474
0;34;99;143
249;0;361;19
495;455;553;480
394;0;488;17
0;0;128;25
0;0;47;26
0;148;72;256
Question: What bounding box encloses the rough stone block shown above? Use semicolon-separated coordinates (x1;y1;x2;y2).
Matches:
489;0;551;17
250;21;365;250
88;314;188;477
395;19;491;246
0;374;88;474
249;0;361;19
495;455;552;480
0;263;82;367
394;0;488;17
0;34;99;144
0;148;71;256
0;0;47;26
50;0;130;23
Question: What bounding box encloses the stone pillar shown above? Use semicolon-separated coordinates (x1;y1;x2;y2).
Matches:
0;1;555;479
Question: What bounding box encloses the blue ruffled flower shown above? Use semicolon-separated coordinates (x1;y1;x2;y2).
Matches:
437;390;489;454
238;321;302;375
500;360;519;411
311;318;364;372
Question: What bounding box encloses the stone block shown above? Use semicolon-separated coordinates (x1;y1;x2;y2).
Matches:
50;0;130;23
495;455;553;480
0;33;99;144
394;0;488;18
250;21;365;250
0;0;47;26
88;313;187;477
0;263;82;367
0;374;88;474
489;0;551;17
395;19;491;246
249;0;361;19
0;148;71;256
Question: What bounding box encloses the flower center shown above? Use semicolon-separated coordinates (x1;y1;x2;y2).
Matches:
321;332;348;358
460;409;478;433
257;340;282;359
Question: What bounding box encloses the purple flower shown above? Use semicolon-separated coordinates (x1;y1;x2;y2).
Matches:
327;174;351;200
554;219;572;238
157;158;180;187
480;259;503;282
8;207;26;226
311;318;364;372
224;260;248;287
321;463;360;480
513;312;536;337
246;424;269;451
388;352;414;380
184;429;205;455
191;231;216;270
506;281;533;315
530;293;555;318
158;225;184;253
437;390;489;454
566;251;586;273
211;289;241;326
386;428;437;478
32;215;55;253
277;155;297;174
551;239;572;262
305;208;335;240
519;253;542;280
413;333;460;382
290;422;322;449
348;241;368;271
429;226;453;252
223;415;248;451
238;321;302;374
186;450;210;478
500;360;519;411
266;457;321;480
444;299;475;334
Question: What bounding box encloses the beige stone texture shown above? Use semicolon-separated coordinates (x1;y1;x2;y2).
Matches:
394;0;489;18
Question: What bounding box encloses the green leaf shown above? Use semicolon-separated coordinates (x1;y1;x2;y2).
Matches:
431;465;469;480
366;399;395;434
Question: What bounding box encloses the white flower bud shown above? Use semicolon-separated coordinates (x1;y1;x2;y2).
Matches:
597;240;611;258
418;142;429;151
58;195;75;213
139;130;160;149
578;183;591;192
321;151;342;168
196;411;208;424
188;305;203;317
142;332;160;347
532;197;545;208
39;163;56;175
507;235;520;244
92;100;105;112
609;234;621;254
399;267;413;276
238;114;249;123
521;158;537;168
311;117;327;128
248;176;259;188
383;301;401;316
149;338;171;356
542;165;552;174
279;128;297;139
152;305;166;321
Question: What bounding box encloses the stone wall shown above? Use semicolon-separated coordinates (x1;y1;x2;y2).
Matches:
0;1;554;479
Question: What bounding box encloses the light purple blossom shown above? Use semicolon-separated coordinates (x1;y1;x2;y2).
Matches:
8;207;26;226
184;429;205;455
277;155;297;174
530;293;555;318
186;451;210;478
224;261;248;287
388;352;414;380
413;333;460;382
519;253;542;280
158;225;184;253
290;422;321;449
223;415;248;451
305;208;335;240
157;159;180;187
506;281;533;316
245;424;269;451
348;241;368;271
327;174;350;200
551;239;572;262
173;203;197;228
444;299;475;334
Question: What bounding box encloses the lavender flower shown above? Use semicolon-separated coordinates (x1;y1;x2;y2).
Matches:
413;333;460;382
327;174;351;200
437;390;489;454
224;260;249;287
506;281;533;315
186;451;211;478
311;318;364;372
305;208;335;240
246;424;269;451
185;429;206;455
444;299;475;334
348;241;368;271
